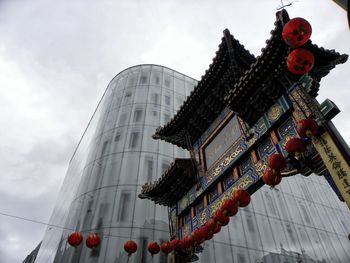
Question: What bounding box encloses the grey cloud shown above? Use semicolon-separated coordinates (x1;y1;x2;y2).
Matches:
0;0;349;262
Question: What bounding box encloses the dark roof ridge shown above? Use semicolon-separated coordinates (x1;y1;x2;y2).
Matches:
138;158;196;206
152;30;256;148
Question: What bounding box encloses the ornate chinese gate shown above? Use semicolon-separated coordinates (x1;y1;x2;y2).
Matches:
138;9;349;262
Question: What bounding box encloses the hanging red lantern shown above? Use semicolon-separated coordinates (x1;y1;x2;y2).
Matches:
233;189;251;207
213;210;225;224
263;169;282;186
284;137;306;156
282;17;312;48
148;242;160;256
160;241;173;254
184;236;191;248
204;231;214;241
68;232;83;247
86;233;101;249
193;229;204;244
212;224;221;234
221;198;239;217
297;118;319;137
206;219;217;232
179;236;191;250
188;235;196;246
287;48;314;75
213;210;230;226
199;225;213;240
219;214;230;226
268;153;287;171
170;239;180;251
124;240;138;256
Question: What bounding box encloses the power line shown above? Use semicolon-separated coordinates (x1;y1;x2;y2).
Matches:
0;211;156;241
0;211;69;230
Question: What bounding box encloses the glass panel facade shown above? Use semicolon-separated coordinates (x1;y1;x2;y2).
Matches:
36;65;350;263
36;65;195;263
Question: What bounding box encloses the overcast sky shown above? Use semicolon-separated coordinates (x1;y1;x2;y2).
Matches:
0;0;349;262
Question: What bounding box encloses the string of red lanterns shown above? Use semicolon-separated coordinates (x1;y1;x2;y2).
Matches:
263;118;320;187
66;189;252;257
67;232;101;250
282;17;315;75
173;189;251;252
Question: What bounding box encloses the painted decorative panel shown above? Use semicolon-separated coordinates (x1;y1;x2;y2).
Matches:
222;172;236;190
176;95;292;215
203;115;242;169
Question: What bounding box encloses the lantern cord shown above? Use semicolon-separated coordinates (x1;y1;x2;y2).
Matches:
0;211;72;230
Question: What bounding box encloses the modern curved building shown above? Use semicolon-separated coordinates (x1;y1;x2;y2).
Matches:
36;65;197;263
36;60;350;263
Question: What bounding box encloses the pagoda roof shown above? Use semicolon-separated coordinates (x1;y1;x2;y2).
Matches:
153;10;348;148
138;159;196;206
152;29;256;149
225;10;348;125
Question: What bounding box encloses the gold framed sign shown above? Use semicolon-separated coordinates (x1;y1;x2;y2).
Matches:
312;132;350;209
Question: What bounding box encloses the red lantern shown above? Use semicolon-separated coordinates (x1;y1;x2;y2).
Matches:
263;169;282;186
199;225;213;240
213;210;225;224
204;231;214;241
148;242;160;256
219;215;230;226
188;235;196;246
221;198;238;217
206;219;217;232
161;241;173;254
234;189;251;207
86;233;100;249
170;239;180;251
124;240;138;256
213;210;230;226
282;17;312;48
213;224;221;234
268;153;287;171
284;137;306;156
287;48;314;75
297;118;319;137
68;232;83;247
179;236;191;250
183;236;191;248
193;229;204;244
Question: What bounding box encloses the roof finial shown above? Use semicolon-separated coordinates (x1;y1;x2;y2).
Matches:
277;0;293;10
